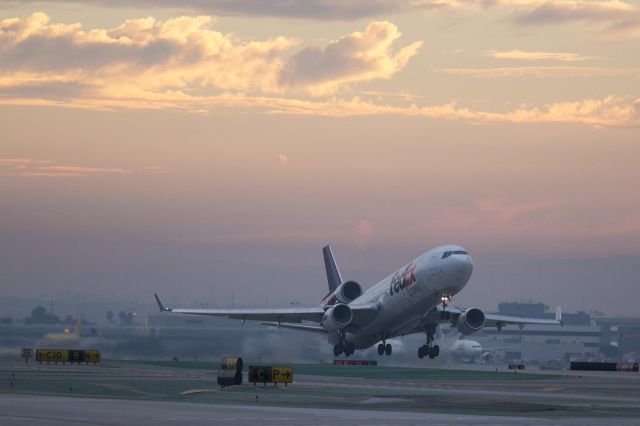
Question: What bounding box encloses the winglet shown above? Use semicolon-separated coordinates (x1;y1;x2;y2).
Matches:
555;306;563;326
154;294;171;312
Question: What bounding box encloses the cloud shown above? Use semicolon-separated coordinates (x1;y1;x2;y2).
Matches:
0;14;421;99
145;165;170;173
0;14;637;127
439;66;640;78
508;0;640;40
3;0;639;39
1;89;638;127
427;198;561;238
0;1;460;20
279;21;422;96
0;158;51;166
352;219;374;247
0;158;133;176
484;49;596;62
39;166;131;174
277;154;289;165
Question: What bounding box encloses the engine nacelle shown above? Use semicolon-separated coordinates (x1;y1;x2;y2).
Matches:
335;280;362;304
321;280;362;306
321;303;353;331
455;308;486;335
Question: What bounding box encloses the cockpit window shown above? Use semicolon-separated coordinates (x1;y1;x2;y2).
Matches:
442;250;468;259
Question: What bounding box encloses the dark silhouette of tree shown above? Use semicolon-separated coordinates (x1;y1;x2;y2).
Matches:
106;310;114;324
25;306;60;324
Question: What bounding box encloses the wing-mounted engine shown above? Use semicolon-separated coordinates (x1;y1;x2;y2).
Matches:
455;307;485;335
321;280;362;306
321;304;353;331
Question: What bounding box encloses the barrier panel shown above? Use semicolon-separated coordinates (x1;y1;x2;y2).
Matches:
571;362;638;372
333;359;377;366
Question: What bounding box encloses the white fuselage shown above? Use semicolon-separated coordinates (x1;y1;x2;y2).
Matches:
332;245;473;349
451;339;484;359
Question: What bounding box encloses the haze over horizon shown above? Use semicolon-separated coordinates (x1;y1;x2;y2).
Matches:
1;1;639;317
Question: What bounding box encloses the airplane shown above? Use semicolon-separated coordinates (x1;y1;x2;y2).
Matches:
44;313;84;344
449;338;512;363
154;244;562;359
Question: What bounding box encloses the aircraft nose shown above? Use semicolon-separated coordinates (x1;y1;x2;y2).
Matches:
452;252;473;282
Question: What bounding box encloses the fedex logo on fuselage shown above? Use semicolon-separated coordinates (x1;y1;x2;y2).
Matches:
389;263;417;296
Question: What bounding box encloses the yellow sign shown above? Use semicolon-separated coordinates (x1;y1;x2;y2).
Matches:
35;349;101;363
84;350;101;363
36;349;69;363
271;367;293;384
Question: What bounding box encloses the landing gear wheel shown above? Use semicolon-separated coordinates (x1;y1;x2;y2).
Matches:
377;343;385;356
428;351;436;359
344;342;355;357
333;343;343;357
418;345;426;359
385;343;392;356
433;345;440;357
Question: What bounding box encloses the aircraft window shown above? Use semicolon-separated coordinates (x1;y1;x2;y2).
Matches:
442;250;468;259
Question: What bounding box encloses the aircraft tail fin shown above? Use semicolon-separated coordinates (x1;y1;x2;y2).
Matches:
555;306;563;325
74;313;84;337
322;245;343;292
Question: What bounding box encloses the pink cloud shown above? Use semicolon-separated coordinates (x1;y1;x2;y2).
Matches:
278;154;289;165
352;219;374;247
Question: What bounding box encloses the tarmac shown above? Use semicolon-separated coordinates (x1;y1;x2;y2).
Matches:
2;359;640;425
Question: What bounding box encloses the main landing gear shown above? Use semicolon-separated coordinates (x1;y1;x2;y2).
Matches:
377;341;392;356
333;331;355;357
418;326;440;360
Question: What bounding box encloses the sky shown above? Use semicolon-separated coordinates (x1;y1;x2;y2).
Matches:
1;0;639;318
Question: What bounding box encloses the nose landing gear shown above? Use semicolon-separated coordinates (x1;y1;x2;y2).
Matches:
440;293;452;320
418;325;440;360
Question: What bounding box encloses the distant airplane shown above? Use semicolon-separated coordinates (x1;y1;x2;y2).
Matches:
155;245;562;359
449;339;512;363
44;313;84;344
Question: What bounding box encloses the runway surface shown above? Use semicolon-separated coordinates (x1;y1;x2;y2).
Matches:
2;359;639;425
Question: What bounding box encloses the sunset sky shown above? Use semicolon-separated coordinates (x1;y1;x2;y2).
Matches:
1;1;639;317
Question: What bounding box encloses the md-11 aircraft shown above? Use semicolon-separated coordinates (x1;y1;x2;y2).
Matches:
155;245;562;359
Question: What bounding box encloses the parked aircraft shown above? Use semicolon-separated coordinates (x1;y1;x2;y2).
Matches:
449;339;511;363
44;313;84;344
155;245;562;359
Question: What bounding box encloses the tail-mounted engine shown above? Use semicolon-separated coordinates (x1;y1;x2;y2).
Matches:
321;303;353;331
321;281;362;306
455;307;485;335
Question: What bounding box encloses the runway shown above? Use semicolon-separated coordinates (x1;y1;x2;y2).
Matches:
2;359;639;425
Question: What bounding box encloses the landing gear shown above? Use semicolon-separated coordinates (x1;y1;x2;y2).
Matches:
377;341;392;356
440;293;452;320
334;332;355;357
418;344;440;359
418;325;440;360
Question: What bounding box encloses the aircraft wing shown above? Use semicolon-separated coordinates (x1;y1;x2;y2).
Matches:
260;322;328;333
483;312;562;328
403;305;561;337
444;305;562;328
154;294;324;323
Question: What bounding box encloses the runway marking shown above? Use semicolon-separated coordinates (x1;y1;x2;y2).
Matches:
180;388;219;395
541;387;563;392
